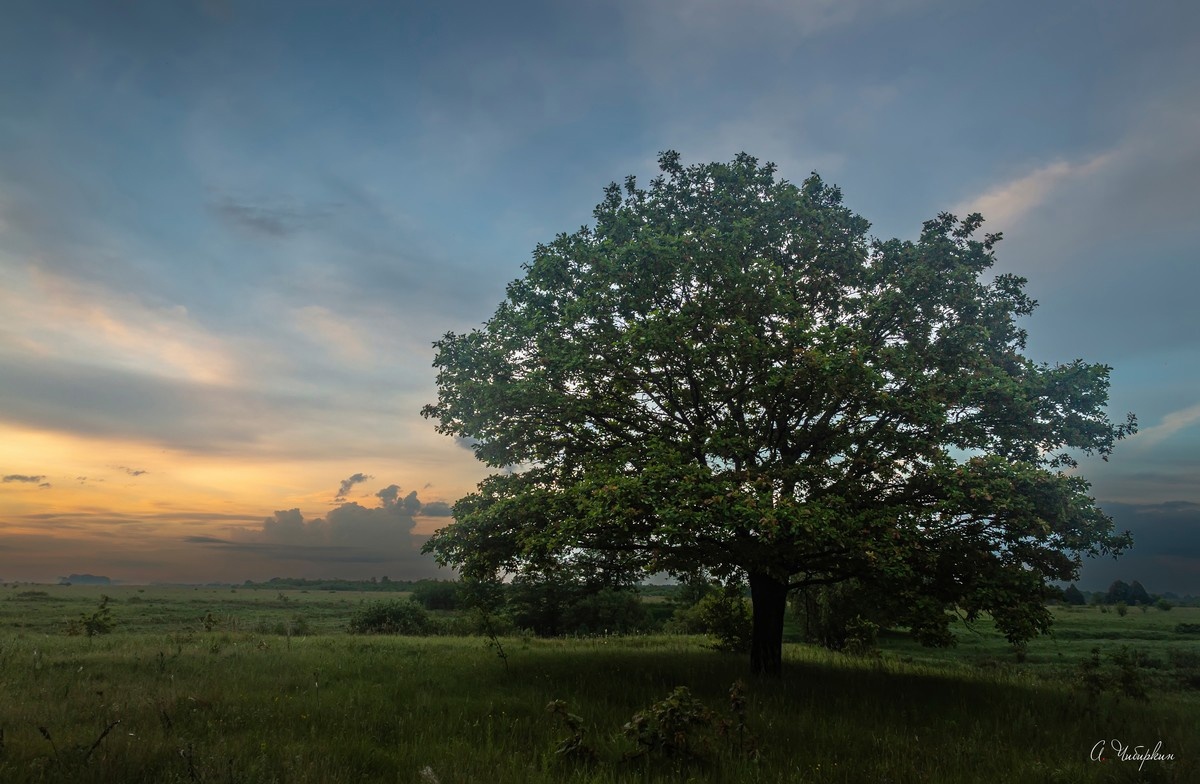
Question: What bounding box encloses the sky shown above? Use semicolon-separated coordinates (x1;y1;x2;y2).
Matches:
1;0;1197;591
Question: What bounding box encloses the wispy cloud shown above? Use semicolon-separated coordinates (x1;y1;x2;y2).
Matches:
622;0;932;76
0;354;284;454
952;152;1115;231
1132;402;1200;449
210;197;335;239
0;265;238;386
3;474;45;483
182;535;229;545
293;305;371;364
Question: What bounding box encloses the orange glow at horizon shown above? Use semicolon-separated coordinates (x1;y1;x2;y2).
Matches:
0;421;484;582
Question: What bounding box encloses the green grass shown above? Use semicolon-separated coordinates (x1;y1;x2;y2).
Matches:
0;584;1196;782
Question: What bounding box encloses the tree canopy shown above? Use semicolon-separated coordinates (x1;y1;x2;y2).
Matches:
422;151;1135;674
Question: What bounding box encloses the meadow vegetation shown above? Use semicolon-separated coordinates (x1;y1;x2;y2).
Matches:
0;582;1196;782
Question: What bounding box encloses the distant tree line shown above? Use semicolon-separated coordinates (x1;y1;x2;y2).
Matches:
1057;580;1198;608
241;575;1200;643
241;576;429;592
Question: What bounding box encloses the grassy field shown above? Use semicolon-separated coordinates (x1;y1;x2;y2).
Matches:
0;584;1196;783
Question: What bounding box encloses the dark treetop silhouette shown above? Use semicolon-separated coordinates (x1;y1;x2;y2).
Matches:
422;151;1135;675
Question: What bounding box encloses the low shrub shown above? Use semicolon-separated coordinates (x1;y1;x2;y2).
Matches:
348;599;435;635
666;587;752;652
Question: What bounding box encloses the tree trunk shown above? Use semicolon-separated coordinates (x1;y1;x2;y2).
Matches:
749;571;789;676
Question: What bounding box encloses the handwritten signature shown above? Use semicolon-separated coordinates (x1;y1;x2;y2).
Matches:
1091;739;1175;770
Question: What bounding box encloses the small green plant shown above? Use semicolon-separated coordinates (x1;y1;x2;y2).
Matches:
843;616;881;658
1115;601;1128;617
622;686;717;760
35;720;121;772
67;595;114;638
546;700;597;762
723;679;759;758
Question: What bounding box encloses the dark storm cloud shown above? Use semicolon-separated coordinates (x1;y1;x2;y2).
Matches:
335;473;372;501
3;474;46;483
420;501;453;517
1078;500;1200;594
1102;501;1200;560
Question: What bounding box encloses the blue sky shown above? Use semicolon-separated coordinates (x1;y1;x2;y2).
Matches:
0;0;1197;590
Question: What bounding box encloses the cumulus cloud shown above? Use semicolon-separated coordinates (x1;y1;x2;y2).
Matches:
335;472;372;501
255;483;435;549
184;481;452;577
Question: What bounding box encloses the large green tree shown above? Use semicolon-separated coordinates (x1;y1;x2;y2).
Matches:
422;151;1135;675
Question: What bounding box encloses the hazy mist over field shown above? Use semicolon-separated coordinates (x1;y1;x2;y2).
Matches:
1;1;1198;590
